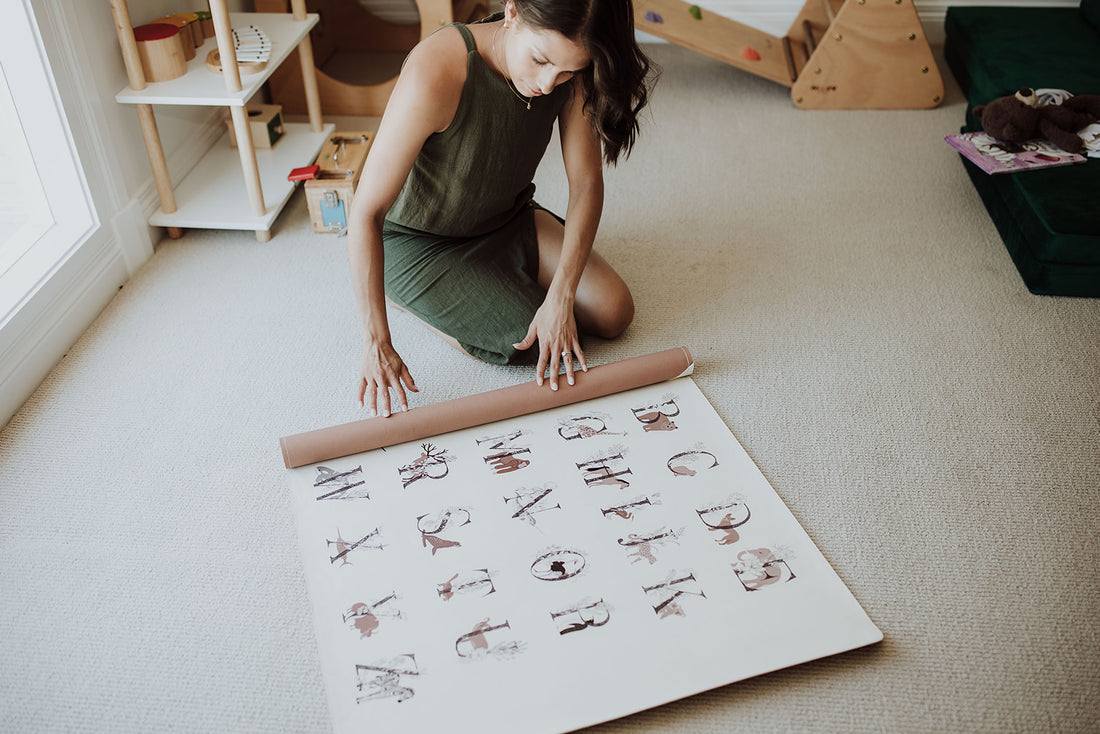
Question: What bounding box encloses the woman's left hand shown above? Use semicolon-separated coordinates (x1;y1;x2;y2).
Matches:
514;295;587;390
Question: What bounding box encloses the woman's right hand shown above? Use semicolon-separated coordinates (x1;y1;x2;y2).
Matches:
358;339;418;417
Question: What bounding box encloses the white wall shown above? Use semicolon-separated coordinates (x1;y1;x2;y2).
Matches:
358;0;1082;46
651;0;1079;44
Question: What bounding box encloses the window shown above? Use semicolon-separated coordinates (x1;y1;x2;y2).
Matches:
0;0;96;325
0;66;51;275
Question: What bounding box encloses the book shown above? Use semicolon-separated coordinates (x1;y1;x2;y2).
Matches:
946;132;1086;174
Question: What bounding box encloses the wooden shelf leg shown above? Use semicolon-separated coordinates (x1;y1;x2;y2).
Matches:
109;0;146;91
135;103;179;217
289;0;323;133
296;38;324;133
228;105;267;219
208;0;242;93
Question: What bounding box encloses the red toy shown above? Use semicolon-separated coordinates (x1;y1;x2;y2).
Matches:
287;164;319;182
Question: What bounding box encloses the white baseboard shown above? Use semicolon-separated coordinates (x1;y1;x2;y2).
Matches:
113;197;154;274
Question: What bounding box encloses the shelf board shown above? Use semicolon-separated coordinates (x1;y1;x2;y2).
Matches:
116;13;318;107
149;122;335;231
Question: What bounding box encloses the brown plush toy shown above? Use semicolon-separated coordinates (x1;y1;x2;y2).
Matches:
973;87;1100;154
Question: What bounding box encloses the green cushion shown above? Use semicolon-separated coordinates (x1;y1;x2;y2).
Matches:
945;7;1100;100
944;6;1100;296
960;159;1100;297
1083;0;1100;34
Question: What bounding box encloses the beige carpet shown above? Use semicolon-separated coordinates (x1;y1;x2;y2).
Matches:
2;44;1098;732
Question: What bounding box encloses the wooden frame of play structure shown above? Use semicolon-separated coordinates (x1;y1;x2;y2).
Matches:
637;0;943;109
255;0;489;115
259;0;942;114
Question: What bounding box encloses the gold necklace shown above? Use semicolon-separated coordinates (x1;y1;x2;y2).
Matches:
493;24;531;110
507;80;532;110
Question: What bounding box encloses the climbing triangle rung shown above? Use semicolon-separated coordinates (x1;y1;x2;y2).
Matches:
802;19;817;54
782;36;809;84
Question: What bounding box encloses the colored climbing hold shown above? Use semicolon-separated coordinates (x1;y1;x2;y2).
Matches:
644;10;663;23
741;47;761;61
688;5;702;20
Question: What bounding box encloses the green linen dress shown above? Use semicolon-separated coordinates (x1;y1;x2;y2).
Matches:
382;16;571;364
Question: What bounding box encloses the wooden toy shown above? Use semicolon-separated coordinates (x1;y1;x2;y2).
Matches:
254;0;488;116
195;11;215;39
305;132;373;234
168;12;204;47
133;23;187;82
226;104;285;149
150;15;197;59
635;0;943;109
205;24;271;75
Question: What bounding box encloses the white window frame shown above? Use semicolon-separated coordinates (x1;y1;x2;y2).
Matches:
0;0;97;323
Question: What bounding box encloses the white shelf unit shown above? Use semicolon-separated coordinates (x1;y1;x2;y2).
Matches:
110;3;327;241
148;121;333;232
117;13;313;107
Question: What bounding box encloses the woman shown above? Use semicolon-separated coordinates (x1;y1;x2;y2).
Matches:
348;0;654;417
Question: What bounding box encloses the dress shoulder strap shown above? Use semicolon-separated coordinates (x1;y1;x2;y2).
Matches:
451;22;478;54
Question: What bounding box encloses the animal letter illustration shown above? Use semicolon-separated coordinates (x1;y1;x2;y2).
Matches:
617;527;682;565
477;430;532;474
455;619;525;660
343;592;402;639
550;599;612;635
576;450;633;489
504;484;561;526
530;548;587;581
731;547;796;591
327;527;384;566
355;654;420;704
417;507;472;555
696;496;751;545
642;571;706;619
557;414;627;440
667;449;719;477
601;493;663;521
399;443;453;488
437;569;497;601
313;464;370;501
631;396;680;432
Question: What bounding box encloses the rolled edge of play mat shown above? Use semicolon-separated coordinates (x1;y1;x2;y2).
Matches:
280;346;694;468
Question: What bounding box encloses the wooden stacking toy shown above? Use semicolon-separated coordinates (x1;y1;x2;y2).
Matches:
133;23;187;82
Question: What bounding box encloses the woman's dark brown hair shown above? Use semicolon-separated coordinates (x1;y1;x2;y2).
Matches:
515;0;657;165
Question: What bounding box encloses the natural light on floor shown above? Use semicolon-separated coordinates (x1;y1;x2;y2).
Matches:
0;62;52;280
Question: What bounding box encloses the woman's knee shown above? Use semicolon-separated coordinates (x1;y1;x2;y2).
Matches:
586;281;634;339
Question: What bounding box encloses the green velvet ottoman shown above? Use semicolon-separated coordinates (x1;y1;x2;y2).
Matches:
944;3;1100;297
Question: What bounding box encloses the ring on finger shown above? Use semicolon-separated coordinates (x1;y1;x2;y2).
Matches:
562;350;572;360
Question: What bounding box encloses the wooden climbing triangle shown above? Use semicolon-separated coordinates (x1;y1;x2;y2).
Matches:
634;0;944;109
256;0;489;116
